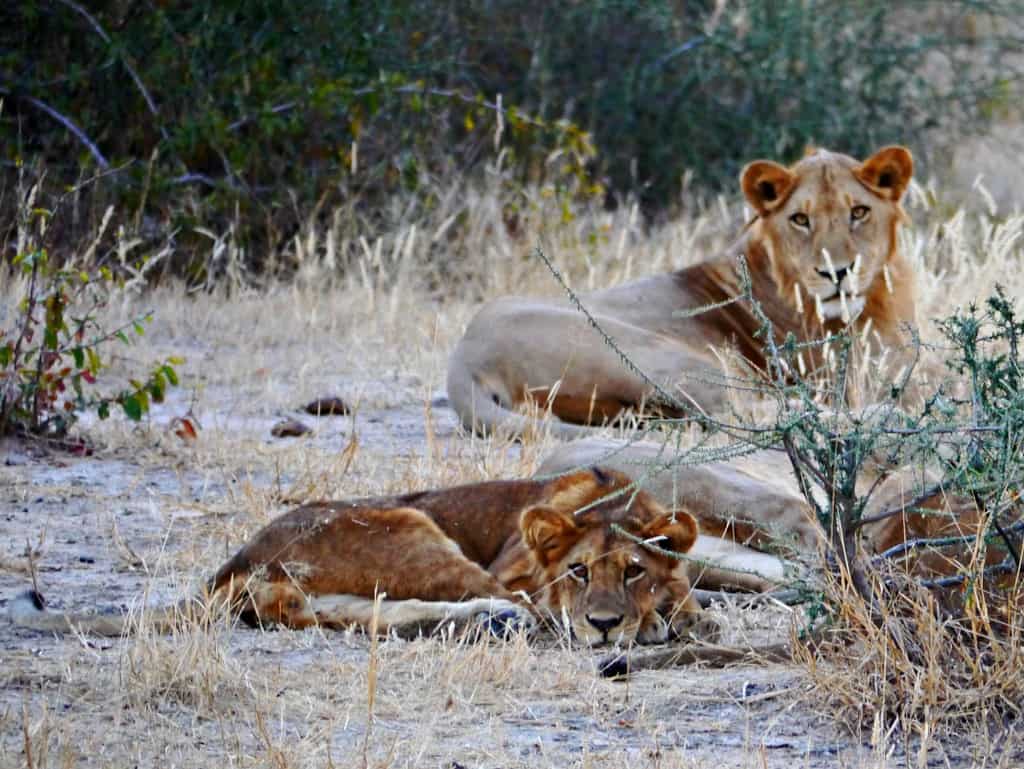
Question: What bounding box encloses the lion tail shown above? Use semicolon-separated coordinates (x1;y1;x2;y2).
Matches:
8;587;222;637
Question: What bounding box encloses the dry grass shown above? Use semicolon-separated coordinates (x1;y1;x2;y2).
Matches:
798;568;1024;735
3;152;1024;767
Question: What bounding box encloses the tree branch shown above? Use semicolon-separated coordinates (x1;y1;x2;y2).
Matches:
872;518;1024;562
54;0;167;140
2;90;109;169
917;556;1017;589
599;641;792;677
852;480;950;531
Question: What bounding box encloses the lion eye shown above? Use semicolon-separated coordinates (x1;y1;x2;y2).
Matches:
567;563;589;583
850;205;870;222
624;564;645;584
789;212;810;229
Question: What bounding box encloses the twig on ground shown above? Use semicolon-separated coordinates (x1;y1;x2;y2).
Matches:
599;641;792;678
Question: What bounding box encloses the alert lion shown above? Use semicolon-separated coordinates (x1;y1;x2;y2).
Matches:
448;146;916;437
10;468;719;647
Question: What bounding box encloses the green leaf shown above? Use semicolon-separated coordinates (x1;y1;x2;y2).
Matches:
121;395;143;421
0;344;11;368
98;401;110;420
162;365;179;386
72;347;85;368
116;330;130;345
133;321;145;336
86;347;102;374
44;327;58;350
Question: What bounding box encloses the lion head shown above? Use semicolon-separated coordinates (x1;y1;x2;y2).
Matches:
740;146;914;327
519;473;704;645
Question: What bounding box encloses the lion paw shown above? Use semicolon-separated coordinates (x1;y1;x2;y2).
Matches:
471;600;535;640
671;611;722;644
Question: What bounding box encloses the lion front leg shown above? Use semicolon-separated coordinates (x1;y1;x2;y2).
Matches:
239;579;535;638
645;580;722;645
308;594;535;638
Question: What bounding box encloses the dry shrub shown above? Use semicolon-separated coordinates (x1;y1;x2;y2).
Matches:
798;559;1024;737
119;588;252;715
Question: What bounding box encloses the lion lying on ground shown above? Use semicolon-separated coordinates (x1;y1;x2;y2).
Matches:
11;468;721;647
539;439;1006;587
448;146;916;437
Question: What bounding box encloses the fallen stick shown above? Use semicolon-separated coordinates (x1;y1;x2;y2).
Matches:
599;641;792;678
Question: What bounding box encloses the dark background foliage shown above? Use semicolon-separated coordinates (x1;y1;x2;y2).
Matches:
2;0;1021;275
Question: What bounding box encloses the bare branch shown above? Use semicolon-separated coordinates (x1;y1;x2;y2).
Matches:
917;556;1017;589
853;480;950;531
228;102;298;132
599;641;792;677
873;519;1024;562
54;0;167;140
2;90;109;169
170;172;219;188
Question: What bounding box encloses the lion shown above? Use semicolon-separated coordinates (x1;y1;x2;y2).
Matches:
10;467;720;647
447;146;916;437
538;439;1008;589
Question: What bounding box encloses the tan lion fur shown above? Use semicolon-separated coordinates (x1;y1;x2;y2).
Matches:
447;146;916;437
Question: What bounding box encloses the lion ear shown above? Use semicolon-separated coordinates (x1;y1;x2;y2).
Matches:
855;146;913;201
520;505;580;566
641;511;699;556
741;161;798;216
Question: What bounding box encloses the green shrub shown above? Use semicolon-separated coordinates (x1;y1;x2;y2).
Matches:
0;192;182;439
2;1;1020;276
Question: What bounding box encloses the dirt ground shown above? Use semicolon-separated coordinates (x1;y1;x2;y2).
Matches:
0;383;948;769
4;179;1024;767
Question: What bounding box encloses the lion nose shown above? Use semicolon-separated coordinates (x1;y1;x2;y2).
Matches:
586;614;624;634
816;266;848;285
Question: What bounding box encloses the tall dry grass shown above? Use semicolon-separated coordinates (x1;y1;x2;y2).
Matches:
4;153;1024;766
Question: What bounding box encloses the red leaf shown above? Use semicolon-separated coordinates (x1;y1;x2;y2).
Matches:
172;416;199;441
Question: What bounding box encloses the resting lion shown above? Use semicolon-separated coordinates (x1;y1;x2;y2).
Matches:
448;145;916;437
539;439;1006;586
10;468;721;647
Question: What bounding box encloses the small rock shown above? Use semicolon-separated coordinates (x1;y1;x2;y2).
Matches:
271;419;312;438
303;396;350;416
